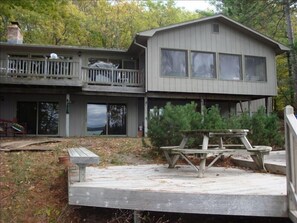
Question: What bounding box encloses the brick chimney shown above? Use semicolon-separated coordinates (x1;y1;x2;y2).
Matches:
7;22;23;44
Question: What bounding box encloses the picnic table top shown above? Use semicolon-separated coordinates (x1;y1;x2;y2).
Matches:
181;129;249;135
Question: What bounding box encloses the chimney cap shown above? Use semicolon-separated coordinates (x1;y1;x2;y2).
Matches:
10;21;21;28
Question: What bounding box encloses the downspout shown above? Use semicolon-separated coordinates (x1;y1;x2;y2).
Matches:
134;37;148;136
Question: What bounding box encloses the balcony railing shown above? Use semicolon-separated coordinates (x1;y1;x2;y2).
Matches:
0;58;79;79
81;66;143;87
0;58;144;89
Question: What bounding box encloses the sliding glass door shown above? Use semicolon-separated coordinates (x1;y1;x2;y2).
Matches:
17;101;59;135
87;103;127;136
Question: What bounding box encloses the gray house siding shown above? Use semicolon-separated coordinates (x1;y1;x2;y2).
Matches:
146;20;277;96
69;95;138;137
0;93;139;137
0;93;66;136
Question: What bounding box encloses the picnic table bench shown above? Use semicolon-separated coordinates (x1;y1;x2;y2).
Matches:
161;129;272;177
68;147;100;182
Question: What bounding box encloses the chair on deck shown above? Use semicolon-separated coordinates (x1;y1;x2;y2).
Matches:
0;119;27;136
11;122;27;136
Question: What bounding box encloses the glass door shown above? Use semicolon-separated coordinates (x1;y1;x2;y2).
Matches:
108;104;127;135
87;104;107;136
17;102;37;134
17;101;59;135
38;102;59;135
87;103;127;135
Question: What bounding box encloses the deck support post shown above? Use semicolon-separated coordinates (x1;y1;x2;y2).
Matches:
133;210;141;223
248;100;252;116
201;98;204;114
66;94;70;137
144;96;148;137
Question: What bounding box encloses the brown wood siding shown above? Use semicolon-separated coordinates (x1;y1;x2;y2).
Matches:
147;21;277;96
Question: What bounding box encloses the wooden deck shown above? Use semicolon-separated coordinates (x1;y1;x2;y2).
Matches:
68;164;287;217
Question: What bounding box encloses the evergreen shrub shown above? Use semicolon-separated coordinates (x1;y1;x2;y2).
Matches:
147;103;284;148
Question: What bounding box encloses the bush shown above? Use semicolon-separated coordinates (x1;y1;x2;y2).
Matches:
148;103;284;148
147;102;202;148
249;107;283;146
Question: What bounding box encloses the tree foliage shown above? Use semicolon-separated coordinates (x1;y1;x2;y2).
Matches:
148;103;283;148
0;0;203;48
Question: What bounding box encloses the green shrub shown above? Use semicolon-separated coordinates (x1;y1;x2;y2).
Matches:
147;102;202;148
201;106;227;130
148;103;284;148
249;107;283;146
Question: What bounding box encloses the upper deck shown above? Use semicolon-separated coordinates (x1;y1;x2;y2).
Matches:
0;57;144;94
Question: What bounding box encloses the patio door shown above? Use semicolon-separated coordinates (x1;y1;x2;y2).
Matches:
87;104;127;136
17;102;37;134
17;101;59;135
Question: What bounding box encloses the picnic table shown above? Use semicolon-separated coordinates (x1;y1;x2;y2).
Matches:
160;129;271;177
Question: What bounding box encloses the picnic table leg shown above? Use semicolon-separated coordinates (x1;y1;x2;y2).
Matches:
179;136;189;149
198;135;209;178
240;136;266;171
240;136;253;150
250;153;267;171
163;151;180;168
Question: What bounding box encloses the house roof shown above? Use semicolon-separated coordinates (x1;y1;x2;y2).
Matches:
0;42;127;54
133;14;289;55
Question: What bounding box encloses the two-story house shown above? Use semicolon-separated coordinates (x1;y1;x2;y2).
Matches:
0;15;289;137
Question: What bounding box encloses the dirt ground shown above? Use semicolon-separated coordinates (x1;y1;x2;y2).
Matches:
0;137;292;223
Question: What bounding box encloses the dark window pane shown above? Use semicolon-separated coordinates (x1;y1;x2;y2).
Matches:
245;56;266;81
87;104;107;135
108;104;127;135
17;102;37;134
123;60;136;69
161;49;187;77
38;102;59;135
219;54;242;80
191;52;216;78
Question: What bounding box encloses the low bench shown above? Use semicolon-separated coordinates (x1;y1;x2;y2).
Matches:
68;147;100;182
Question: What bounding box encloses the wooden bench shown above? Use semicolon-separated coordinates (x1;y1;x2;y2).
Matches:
68;147;100;182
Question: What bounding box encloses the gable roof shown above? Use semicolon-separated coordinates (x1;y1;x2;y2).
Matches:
134;14;289;55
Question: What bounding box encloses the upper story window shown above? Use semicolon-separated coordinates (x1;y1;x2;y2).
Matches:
161;49;188;77
245;56;266;81
191;51;216;79
219;53;242;81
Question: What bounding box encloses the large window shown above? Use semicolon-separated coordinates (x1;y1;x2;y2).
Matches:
87;104;127;136
17;101;59;135
161;49;187;77
245;56;266;81
191;52;216;78
219;54;242;80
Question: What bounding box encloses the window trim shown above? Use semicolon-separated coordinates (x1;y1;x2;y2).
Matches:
160;48;188;77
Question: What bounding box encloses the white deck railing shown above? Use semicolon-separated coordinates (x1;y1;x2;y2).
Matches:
0;58;79;79
285;105;297;221
0;58;144;88
81;66;143;87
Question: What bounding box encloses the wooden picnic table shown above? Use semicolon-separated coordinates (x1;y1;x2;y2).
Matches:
160;129;271;178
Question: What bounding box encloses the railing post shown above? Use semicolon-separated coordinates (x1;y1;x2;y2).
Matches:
44;57;48;77
6;58;9;76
